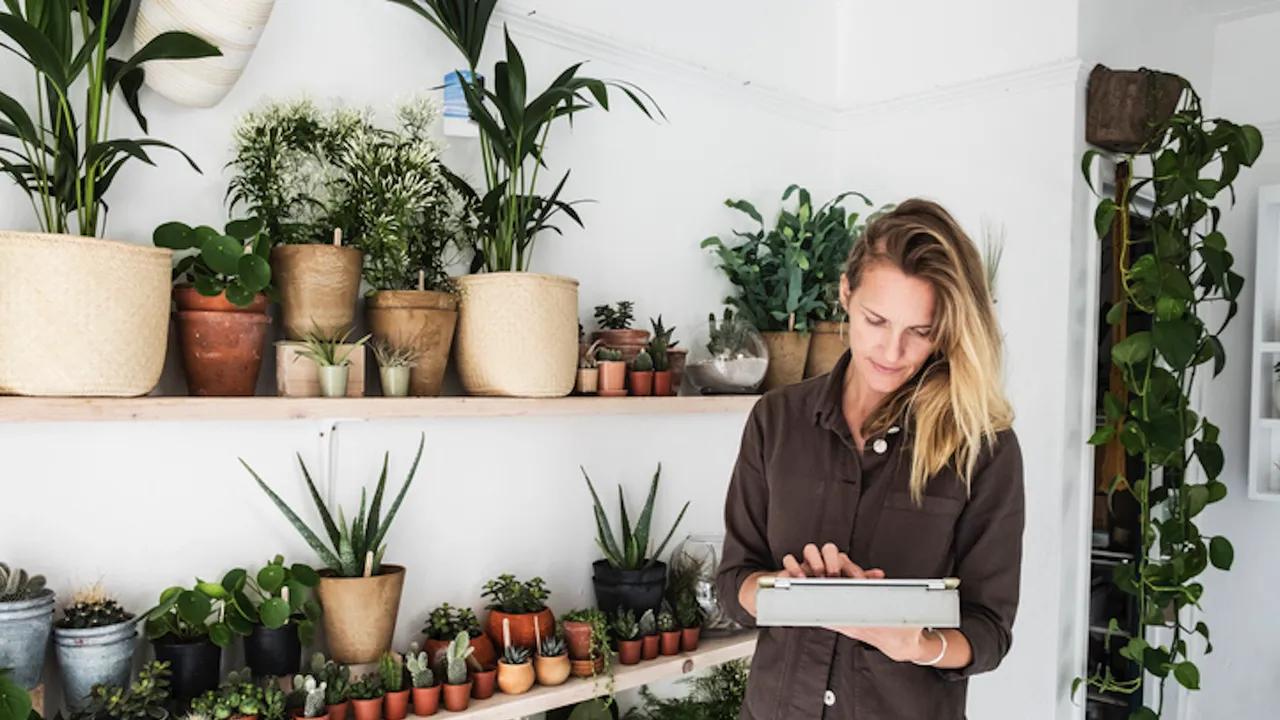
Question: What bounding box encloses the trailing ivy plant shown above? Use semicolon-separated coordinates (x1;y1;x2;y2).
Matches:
1077;76;1263;718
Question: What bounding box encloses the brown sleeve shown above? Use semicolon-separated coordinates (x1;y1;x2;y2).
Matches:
938;428;1025;680
716;402;771;629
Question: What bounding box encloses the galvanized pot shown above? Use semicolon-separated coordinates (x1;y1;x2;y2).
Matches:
0;589;56;689
54;619;138;710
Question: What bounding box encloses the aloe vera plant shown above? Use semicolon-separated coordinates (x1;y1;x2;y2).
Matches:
241;434;425;577
581;464;689;571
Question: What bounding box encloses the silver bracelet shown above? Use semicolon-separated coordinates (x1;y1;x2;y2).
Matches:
913;628;948;666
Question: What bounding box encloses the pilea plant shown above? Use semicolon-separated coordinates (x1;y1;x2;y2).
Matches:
1077;75;1263;718
153;217;272;307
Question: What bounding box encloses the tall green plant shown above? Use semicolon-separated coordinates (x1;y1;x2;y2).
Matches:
0;0;219;236
242;434;425;577
582;463;689;571
1076;77;1262;719
386;0;496;73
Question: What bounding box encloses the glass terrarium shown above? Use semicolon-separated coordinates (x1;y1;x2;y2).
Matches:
670;533;742;634
684;309;768;394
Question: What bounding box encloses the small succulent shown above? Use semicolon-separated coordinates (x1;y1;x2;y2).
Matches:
656;602;677;633
595;346;623;362
631;349;654;372
444;631;474;686
372;338;420;369
638;609;657;637
676;593;704;629
262;683;286;720
423;603;482;641
378;651;405;693
539;635;566;658
501;645;531;665
481;574;549;614
405;643;435;688
309;653;350;705
0;563;46;602
59;585;133;628
296;325;371;368
347;675;383;700
291;675;327;718
647;316;677;371
594;301;635;330
86;661;171;720
612;608;639;641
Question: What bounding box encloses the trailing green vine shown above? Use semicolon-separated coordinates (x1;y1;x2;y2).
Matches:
1077;76;1263;718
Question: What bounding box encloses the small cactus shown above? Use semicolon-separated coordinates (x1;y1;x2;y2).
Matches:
444;631;474;686
612;608;639;641
378;651;404;693
309;653;350;705
631;349;653;371
0;563;46;602
657;604;677;633
501;645;531;665
405;643;435;689
539;635;566;658
292;675;327;718
676;592;704;629
347;675;383;700
638;609;657;637
59;585;133;628
595;346;623;362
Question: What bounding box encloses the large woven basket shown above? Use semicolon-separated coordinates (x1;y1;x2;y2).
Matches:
0;232;172;396
453;272;579;397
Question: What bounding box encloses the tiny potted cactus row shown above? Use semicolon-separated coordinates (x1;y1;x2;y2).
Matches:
53;584;136;711
440;631;474;712
612;608;642;666
405;643;439;717
379;651;409;720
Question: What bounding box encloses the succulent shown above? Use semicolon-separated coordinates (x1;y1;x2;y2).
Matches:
309;653;351;704
444;631;475;686
372;338;420;369
676;592;704;629
405;643;435;688
85;661;172;720
192;676;264;720
594;301;635;330
595;346;623;362
59;585;133;628
501;645;531;665
612;608;639;641
262;683;286;720
296;325;371;368
348;675;383;701
647;316;677;371
582;463;690;571
0;563;46;602
657;602;677;633
423;603;483;641
638;609;657;637
631;349;654;372
539;635;566;658
291;675;327;718
379;651;405;692
481;574;549;614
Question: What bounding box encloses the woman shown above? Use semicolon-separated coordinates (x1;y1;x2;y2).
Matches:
716;199;1024;719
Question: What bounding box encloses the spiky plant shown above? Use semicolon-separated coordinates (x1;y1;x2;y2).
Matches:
501;646;531;666
405;644;435;688
0;563;46;602
611;608;639;641
444;631;474;686
539;635;566;658
631;349;654;372
371;339;420;369
348;675;383;701
676;593;703;629
647;316;677;372
379;651;405;692
638;609;657;637
242;434;425;577
58;585;133;628
582;464;690;571
296;325;371;368
309;653;351;704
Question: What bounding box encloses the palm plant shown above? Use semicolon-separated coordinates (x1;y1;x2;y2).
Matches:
241;434;425;577
582;464;689;571
386;0;496;73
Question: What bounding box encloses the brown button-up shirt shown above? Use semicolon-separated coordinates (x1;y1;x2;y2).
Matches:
717;351;1025;719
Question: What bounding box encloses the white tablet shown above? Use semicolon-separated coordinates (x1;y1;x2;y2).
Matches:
755;576;961;628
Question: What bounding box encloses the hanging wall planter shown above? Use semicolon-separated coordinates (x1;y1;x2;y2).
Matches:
1085;65;1183;153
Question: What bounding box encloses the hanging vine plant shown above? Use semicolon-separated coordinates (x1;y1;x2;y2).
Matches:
1077;74;1263;718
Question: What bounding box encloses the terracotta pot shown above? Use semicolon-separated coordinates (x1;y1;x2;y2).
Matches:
237;714;259;720
641;634;659;660
617;639;642;666
659;631;680;656
350;698;381;720
590;329;649;364
562;622;593;661
173;288;269;396
804;321;848;379
569;658;603;679
597;361;627;396
681;626;701;652
760;331;812;391
423;633;497;672
496;661;534;695
484;609;555;654
469;668;496;699
1085;65;1184;153
383;689;408;720
533;655;570;686
366;290;458;397
410;686;439;716
271;245;362;341
441;683;471;712
315;565;405;664
327;702;349;720
575;367;599;395
653;370;673;397
629;370;653;396
667;348;688;394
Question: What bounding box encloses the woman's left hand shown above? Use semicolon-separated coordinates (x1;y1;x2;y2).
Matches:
825;625;927;663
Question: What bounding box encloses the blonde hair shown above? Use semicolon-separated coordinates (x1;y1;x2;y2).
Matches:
844;198;1014;501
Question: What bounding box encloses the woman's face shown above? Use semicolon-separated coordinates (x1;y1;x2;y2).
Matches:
839;263;938;396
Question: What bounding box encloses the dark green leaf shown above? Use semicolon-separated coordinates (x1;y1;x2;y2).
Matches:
1112;331;1152;367
200;231;241;276
176;590;210;627
1094;199;1117;239
259;597;290;629
108;31;220;91
237;253;270;292
1209;536;1233;570
208;622;232;648
257;563;286;594
1174;661;1200;690
153;221;194;250
1153;318;1198;367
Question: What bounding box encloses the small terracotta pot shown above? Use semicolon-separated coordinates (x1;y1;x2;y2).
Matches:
681;626;701;652
641;634;659;660
496;661;534;695
653;370;673;397
423;634;497;672
315;565;405;664
629;370;654;396
617;639;642;665
660;631;681;656
410;686;440;716
576;367;599;395
409;686;439;716
597;361;627;396
173;288;269;396
569;657;603;679
383;689;408;720
350;698;382;720
236;715;259;720
591;329;650;364
327;702;349;720
485;609;555;653
562;622;593;661
533;655;570;686
289;714;324;720
442;683;471;712
469;668;496;699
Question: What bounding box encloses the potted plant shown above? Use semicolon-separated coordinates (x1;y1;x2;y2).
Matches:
685;309;769;395
143;579;247;700
496;645;534;696
53;585;137;711
629;350;655;397
421;603;496;670
804;201;880;379
638;610;659;661
576;341;600;395
533;634;570;687
290;674;329;720
378;652;408;720
656;603;680;656
611;610;641;666
244;435;424;664
595;347;627;397
371;341;418;399
79;660;173;720
405;644;439;716
263;678;287;720
560;609;610;679
647;318;678;396
308;653;352;720
676;594;703;653
295;327;371;398
592;302;650;364
191;669;265;720
394;3;663;397
152;218;272;396
438;632;473;712
0;564;54;690
237;556;322;678
347;675;383;720
582;464;690;616
0;5;218;397
481;575;554;653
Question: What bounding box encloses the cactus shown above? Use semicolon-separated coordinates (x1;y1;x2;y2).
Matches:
59;585;133;628
647;317;677;371
656;601;677;633
405;644;435;689
347;675;383;700
501;645;531;665
0;563;46;602
444;631;474;686
638;609;657;637
309;653;350;704
595;346;623;362
707;308;752;358
378;651;404;692
612;608;639;641
631;349;653;372
539;635;566;658
262;684;286;720
292;675;327;718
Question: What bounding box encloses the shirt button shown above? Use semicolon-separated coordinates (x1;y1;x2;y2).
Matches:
888;425;901;434
823;690;836;707
872;438;888;454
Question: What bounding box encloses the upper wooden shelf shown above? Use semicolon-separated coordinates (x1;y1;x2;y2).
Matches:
0;394;762;423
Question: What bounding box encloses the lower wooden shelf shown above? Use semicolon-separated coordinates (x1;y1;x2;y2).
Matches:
446;632;757;720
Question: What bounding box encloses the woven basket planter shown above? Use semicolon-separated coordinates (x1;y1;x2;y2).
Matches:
0;232;171;396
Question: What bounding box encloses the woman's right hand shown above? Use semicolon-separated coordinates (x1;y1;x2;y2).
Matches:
740;543;885;617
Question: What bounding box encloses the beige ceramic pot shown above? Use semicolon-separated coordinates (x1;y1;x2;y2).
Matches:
314;565;405;663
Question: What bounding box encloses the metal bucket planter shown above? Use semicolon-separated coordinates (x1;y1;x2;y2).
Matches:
0;589;56;689
54;619;138;710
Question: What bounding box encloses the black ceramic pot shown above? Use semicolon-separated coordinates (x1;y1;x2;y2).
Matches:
591;560;667;617
244;623;302;677
152;635;220;700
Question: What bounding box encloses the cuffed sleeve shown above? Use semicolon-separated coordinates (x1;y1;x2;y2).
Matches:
716;402;772;629
938;429;1025;680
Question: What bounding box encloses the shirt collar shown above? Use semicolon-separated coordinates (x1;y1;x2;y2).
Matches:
811;349;913;441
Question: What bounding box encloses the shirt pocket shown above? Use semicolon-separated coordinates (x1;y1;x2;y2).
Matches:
869;492;965;578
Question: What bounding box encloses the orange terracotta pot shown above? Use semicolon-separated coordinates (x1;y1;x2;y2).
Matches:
496;661;534;695
423;633;497;671
562;622;593;661
617;639;642;665
660;631;680;656
327;702;349;720
533;655;570;686
484;609;555;653
173;288;269;396
641;634;659;660
597;361;627;396
681;626;701;652
174;286;268;313
383;689;408;720
569;657;604;679
469;668;496;699
350;698;381;720
410;686;440;716
653;370;673;397
629;370;654;396
441;683;471;713
590;329;650;364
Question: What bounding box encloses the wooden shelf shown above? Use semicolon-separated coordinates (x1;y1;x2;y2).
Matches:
0;394;762;424
448;632;757;719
